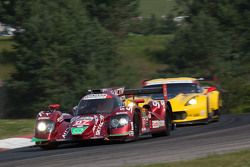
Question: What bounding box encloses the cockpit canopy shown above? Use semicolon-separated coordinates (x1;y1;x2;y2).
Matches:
76;94;123;115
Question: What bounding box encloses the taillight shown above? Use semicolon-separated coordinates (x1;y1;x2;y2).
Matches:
206;86;217;94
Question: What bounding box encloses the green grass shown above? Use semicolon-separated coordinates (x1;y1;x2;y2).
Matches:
139;0;177;18
133;149;250;167
118;34;173;87
0;119;35;139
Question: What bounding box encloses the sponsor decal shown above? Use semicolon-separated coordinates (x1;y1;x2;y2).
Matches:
152;120;160;128
148;113;151;119
38;111;51;117
110;88;124;96
159;120;165;127
79;116;94;121
72;120;91;126
38;117;50;120
116;112;128;115
83;94;108;100
71;126;88;135
70;116;80;123
57;115;64;123
130;122;134;131
95;115;104;136
62;128;70;138
126;107;133;113
152;120;165;128
120;106;132;113
120;106;125;110
152;101;160;108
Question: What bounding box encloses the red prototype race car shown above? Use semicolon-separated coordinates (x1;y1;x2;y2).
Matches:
32;86;172;149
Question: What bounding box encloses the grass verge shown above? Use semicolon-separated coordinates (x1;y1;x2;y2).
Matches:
118;34;172;87
132;149;250;167
0;119;34;139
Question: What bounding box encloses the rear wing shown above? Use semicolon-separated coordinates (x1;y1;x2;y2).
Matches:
124;85;168;102
88;85;168;102
196;76;219;82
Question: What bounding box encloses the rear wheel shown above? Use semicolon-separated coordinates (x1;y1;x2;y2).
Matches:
133;112;140;139
164;109;171;136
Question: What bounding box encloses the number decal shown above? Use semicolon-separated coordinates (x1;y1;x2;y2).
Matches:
152;101;160;108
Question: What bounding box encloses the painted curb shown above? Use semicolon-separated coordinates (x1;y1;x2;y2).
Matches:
0;135;34;151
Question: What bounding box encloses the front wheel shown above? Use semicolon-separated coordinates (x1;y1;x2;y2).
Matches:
36;142;58;150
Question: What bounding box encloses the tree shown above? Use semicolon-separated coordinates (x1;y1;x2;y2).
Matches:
156;0;250;113
86;0;139;36
5;0;120;117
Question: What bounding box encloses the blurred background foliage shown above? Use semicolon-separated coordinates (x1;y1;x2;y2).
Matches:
0;0;249;117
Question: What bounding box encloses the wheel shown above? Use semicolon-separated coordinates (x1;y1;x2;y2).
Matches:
164;109;171;136
212;109;220;122
36;142;58;150
133;112;140;139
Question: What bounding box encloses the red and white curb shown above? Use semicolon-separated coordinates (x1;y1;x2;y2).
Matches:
0;135;34;152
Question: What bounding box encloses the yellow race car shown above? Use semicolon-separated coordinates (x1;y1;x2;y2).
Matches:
141;77;222;124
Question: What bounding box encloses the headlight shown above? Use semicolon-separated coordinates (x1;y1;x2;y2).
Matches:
111;115;129;128
186;98;197;105
119;118;128;126
111;119;119;128
37;122;47;132
36;121;55;132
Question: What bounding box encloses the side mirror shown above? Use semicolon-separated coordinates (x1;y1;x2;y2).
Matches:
49;104;60;109
206;86;217;94
72;106;78;116
48;104;60;112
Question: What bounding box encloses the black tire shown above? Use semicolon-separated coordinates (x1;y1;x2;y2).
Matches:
133;112;140;139
37;142;58;150
164;109;171;136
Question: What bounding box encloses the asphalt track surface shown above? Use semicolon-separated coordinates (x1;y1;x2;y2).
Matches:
1;113;250;167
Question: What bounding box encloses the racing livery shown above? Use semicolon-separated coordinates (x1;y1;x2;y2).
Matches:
142;77;221;124
32;86;172;149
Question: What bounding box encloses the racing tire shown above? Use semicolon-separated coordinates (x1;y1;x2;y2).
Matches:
37;142;58;150
133;112;140;140
211;109;220;122
164;109;171;136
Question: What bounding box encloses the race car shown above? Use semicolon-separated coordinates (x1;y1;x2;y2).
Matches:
142;77;222;124
32;86;172;149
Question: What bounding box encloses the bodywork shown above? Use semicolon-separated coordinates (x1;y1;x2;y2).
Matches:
143;77;221;124
32;86;172;148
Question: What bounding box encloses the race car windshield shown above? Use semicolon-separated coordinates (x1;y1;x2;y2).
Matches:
144;83;200;100
77;98;115;115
